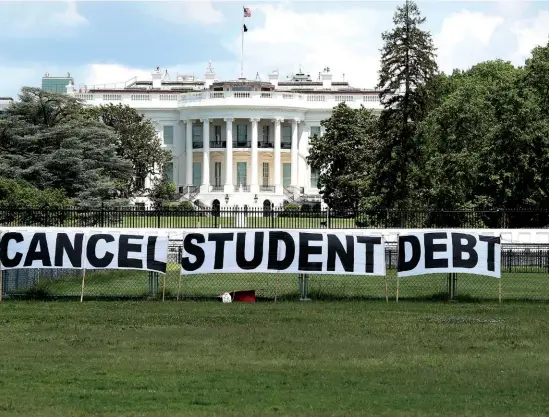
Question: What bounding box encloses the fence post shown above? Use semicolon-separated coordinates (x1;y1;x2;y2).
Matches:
298;273;310;301
271;203;274;228
327;207;331;229
100;202;105;227
447;273;457;300
156;206;161;229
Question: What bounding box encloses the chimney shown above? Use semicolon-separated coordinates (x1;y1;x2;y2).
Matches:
321;67;332;89
204;60;215;89
268;70;279;88
152;66;162;89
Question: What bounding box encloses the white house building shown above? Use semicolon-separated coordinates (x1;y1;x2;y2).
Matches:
66;63;383;210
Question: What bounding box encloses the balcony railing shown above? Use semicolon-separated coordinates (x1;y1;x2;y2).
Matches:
260;185;275;192
234;184;250;192
192;141;203;149
210;141;225;148
281;142;291;149
258;141;274;149
210;185;224;192
234;141;251;148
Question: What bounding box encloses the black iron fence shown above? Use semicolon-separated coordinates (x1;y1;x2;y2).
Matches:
1;206;549;228
3;243;549;302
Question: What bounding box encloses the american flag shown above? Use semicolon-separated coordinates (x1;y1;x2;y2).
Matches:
243;7;251;17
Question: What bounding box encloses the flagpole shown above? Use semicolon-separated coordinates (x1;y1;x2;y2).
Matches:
241;6;244;78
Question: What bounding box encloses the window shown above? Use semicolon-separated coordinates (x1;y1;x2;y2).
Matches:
163;125;174;145
192;162;202;186
310;126;321;137
311;168;320;188
283;163;291;187
282;126;292;144
262;162;269;186
237;162;247;186
214;162;222;186
236;124;248;144
192;125;202;144
214;125;222;143
163;162;174;183
262;125;270;143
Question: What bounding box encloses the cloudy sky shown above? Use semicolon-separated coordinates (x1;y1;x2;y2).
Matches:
1;0;548;97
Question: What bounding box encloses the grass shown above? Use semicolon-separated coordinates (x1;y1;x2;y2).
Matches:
1;301;549;416
7;265;549;301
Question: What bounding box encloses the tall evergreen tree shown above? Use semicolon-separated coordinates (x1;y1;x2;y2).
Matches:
373;0;438;210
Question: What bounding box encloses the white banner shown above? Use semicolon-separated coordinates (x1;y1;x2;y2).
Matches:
397;231;501;278
0;231;169;274
180;229;386;275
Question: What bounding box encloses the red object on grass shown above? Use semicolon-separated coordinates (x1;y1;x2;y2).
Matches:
231;290;256;303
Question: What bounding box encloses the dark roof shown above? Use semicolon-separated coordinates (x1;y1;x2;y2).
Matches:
0;97;13;100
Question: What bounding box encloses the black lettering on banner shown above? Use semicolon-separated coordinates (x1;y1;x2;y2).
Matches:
208;233;234;270
54;233;84;268
267;231;295;271
357;236;382;273
424;232;449;269
24;233;52;267
181;233;205;272
398;235;421;272
479;235;500;272
0;232;24;268
327;235;354;272
147;236;167;273
236;232;264;270
86;234;115;268
298;233;323;272
452;233;478;269
118;234;143;269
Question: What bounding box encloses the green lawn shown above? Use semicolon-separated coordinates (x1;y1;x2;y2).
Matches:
1;301;549;416
120;215;357;229
7;265;549;301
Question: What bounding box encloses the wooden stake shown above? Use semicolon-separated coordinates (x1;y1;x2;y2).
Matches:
274;275;279;303
80;234;88;303
80;268;86;303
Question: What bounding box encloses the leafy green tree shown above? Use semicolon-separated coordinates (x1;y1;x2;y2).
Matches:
149;175;177;208
307;103;378;212
373;0;438;210
0;177;70;207
84;104;172;198
0;88;133;204
523;39;549;115
418;60;549;226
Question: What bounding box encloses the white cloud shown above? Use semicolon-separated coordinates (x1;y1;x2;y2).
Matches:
223;4;394;89
511;10;549;59
435;10;504;73
139;1;224;25
0;0;87;38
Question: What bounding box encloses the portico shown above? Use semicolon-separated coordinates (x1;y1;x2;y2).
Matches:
182;116;306;203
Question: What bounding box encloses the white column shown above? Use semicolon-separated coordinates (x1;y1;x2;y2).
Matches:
224;118;234;194
201;118;210;192
291;119;299;187
250;118;259;193
299;123;310;188
185;120;193;187
273;118;282;193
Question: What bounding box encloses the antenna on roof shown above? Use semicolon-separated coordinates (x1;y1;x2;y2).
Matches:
255;72;260;81
343;73;345;81
206;60;214;74
164;69;171;81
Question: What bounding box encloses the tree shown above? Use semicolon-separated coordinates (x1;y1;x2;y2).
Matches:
0;177;69;207
373;0;438;209
149;175;177;208
418;60;549;226
0;88;133;204
523;39;549;116
307;103;378;212
84;104;172;198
